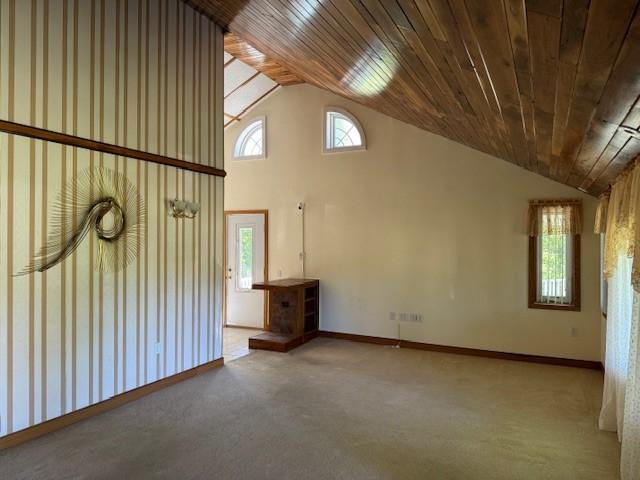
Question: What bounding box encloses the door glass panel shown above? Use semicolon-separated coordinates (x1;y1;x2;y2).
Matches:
237;226;253;291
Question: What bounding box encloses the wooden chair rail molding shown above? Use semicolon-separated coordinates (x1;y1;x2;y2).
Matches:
318;331;603;370
0;357;224;450
0;120;227;178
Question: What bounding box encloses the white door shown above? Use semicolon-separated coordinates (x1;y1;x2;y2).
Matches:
226;213;265;328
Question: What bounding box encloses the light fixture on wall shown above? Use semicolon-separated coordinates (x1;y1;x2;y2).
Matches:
169;199;200;219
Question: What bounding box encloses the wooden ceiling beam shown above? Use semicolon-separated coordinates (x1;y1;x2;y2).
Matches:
224;72;260;100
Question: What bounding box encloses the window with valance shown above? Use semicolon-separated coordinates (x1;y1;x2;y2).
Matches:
527;200;582;310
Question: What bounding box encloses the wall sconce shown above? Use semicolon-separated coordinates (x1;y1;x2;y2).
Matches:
169;199;200;219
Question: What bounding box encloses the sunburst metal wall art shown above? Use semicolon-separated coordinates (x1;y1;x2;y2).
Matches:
18;167;146;275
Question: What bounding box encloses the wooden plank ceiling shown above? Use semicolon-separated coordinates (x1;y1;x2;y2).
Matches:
225;32;304;86
188;0;640;195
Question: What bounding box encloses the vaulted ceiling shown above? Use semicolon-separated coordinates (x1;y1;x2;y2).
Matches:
225;32;304;86
223;46;279;128
188;0;640;195
223;33;303;127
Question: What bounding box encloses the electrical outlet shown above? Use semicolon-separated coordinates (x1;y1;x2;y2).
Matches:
390;312;423;323
571;327;578;337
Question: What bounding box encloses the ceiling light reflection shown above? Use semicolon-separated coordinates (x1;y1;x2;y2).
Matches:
342;49;398;97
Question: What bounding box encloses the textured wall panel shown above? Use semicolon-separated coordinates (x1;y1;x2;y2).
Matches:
0;0;224;437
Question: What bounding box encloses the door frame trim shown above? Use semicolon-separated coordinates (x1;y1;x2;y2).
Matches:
223;210;269;329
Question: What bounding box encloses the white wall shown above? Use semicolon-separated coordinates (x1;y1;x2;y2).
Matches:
225;84;602;361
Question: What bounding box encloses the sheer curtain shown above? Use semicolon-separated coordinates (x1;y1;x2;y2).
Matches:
600;255;633;435
528;200;583;236
598;164;640;479
621;293;640;479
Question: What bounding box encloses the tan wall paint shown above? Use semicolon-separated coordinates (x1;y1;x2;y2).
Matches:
0;0;224;437
225;84;602;361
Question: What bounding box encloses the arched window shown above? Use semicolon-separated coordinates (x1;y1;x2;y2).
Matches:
324;108;366;152
234;117;266;159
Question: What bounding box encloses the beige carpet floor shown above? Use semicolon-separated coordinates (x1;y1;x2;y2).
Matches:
0;338;620;480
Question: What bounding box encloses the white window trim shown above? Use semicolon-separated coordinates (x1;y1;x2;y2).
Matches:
233;116;267;160
323;106;366;154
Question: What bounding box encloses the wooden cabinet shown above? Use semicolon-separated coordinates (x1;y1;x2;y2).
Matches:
248;279;319;352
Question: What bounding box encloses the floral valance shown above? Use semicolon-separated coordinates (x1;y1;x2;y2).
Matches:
594;194;609;234
527;200;583;237
601;167;640;286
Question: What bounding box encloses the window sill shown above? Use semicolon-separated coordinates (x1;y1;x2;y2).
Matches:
528;302;580;312
232;155;266;161
322;146;366;154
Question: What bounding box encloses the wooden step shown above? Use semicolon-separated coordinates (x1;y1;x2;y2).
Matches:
248;332;303;352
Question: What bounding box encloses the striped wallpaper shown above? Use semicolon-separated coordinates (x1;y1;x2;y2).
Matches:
0;0;224;437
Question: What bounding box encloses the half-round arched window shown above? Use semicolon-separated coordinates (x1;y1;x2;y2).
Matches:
324;107;366;152
234;116;266;159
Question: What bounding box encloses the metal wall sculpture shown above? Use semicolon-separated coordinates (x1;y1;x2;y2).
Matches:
18;167;146;275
